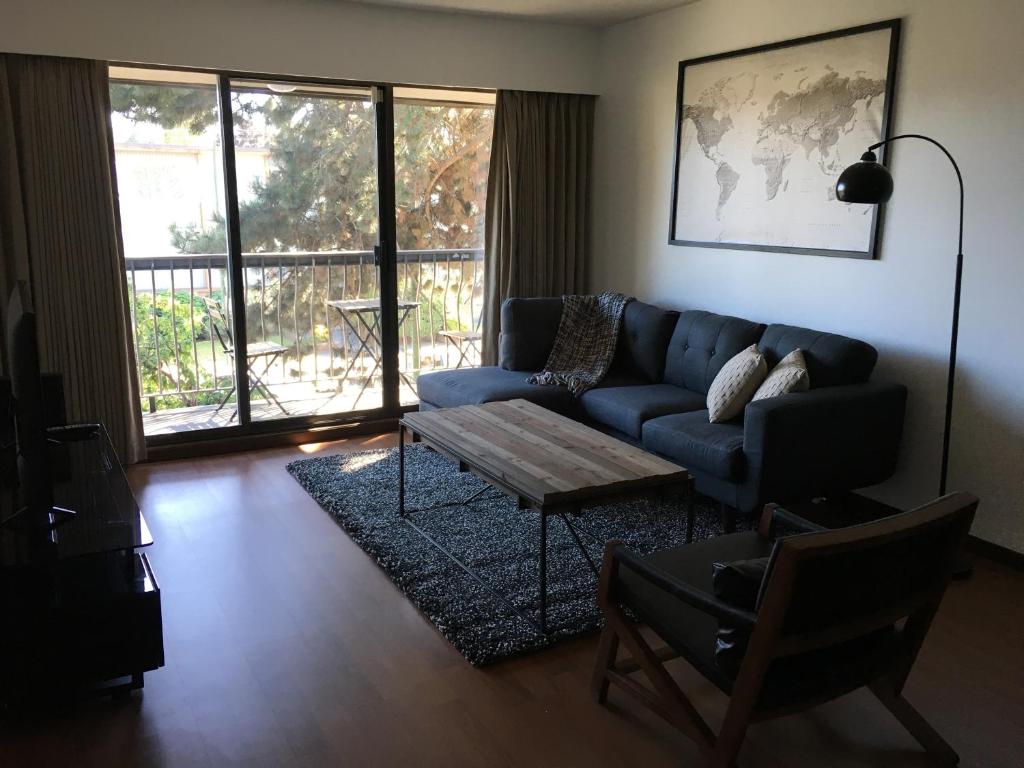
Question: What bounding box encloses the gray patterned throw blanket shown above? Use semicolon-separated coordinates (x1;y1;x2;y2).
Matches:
527;292;632;396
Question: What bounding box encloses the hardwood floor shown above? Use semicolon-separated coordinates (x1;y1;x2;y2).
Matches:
2;432;1022;767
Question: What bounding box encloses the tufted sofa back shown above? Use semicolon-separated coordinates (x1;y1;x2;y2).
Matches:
499;297;563;371
662;310;766;395
758;324;878;388
610;301;680;382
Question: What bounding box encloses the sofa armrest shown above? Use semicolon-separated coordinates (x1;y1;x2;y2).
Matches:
743;382;907;502
758;503;829;538
498;297;564;371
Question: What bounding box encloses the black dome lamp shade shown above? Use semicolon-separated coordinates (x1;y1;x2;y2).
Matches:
834;133;965;500
835;150;894;204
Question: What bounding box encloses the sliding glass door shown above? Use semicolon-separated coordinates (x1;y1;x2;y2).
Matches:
109;67;492;441
109;69;240;434
228;80;383;422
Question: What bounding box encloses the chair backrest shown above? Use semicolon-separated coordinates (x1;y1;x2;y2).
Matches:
202;297;233;352
742;493;977;708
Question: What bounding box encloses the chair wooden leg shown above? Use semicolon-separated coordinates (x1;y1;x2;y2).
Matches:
707;714;750;768
871;683;960;766
603;603;716;751
590;623;619;705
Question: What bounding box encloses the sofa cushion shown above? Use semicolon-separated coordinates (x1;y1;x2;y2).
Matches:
498;297;564;372
758;324;877;388
753;348;810;401
706;344;767;423
642;410;746;481
610;301;680;383
580;384;705;438
663;310;767;395
417;366;577;414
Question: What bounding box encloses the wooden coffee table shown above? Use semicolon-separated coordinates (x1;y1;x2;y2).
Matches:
399;399;693;633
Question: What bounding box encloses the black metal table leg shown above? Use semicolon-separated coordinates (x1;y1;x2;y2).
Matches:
399;423;406;517
686;478;696;544
539;509;548;634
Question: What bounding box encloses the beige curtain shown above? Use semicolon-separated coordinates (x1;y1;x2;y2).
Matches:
481;90;596;365
0;54;145;464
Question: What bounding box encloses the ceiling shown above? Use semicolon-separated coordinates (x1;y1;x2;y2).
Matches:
340;0;700;26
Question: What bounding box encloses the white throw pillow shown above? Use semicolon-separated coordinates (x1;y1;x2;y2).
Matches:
752;349;810;402
707;344;767;423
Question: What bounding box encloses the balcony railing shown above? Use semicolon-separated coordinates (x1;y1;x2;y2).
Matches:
125;248;484;428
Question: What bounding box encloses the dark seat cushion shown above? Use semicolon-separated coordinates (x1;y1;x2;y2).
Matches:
618;533;899;709
711;557;770;674
417;366;577;414
758;324;877;388
663;311;767;395
642;410;745;481
610;301;680;383
617;531;771;691
580;384;705;438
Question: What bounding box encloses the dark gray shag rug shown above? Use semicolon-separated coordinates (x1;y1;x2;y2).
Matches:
287;444;741;665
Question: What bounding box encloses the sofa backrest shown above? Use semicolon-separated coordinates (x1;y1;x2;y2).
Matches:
610;300;680;383
662;310;766;395
499;297;563;371
758;324;877;388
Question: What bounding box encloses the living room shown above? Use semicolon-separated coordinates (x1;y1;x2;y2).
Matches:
0;0;1021;766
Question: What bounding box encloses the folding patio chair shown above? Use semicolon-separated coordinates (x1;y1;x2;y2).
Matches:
202;297;289;421
438;329;482;369
592;492;978;767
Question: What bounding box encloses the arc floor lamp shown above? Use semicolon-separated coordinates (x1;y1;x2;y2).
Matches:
836;134;964;497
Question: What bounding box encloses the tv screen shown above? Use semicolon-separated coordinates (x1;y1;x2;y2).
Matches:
5;282;53;525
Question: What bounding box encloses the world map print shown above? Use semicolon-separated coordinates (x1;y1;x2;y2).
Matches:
672;27;896;255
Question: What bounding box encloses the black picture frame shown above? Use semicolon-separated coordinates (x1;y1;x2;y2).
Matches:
668;18;902;259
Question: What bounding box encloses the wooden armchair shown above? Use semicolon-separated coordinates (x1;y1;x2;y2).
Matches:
592;492;978;767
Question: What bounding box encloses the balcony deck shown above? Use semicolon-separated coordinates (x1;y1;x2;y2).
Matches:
141;387;406;434
141;367;439;435
129;247;482;438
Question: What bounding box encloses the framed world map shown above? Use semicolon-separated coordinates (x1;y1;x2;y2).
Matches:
669;19;901;259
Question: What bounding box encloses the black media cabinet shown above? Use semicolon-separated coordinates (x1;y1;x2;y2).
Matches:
0;424;164;705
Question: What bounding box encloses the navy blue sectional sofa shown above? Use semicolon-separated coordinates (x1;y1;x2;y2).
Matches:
417;297;907;521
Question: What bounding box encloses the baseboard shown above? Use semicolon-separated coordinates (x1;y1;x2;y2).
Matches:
965;535;1024;571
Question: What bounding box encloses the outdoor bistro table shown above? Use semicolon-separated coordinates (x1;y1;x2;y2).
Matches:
326;298;421;407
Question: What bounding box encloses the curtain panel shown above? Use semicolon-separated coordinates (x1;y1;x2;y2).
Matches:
0;54;145;463
481;90;596;365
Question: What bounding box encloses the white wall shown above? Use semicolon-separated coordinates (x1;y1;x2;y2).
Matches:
592;0;1024;551
0;0;601;93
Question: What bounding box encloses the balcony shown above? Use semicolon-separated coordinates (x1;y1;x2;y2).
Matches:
127;248;484;436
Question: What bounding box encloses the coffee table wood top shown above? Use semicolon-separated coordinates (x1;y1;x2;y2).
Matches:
401;399;689;508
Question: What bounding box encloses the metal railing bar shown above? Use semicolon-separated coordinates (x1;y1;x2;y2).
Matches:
188;263;199;391
150;261;162;395
310;260;318;383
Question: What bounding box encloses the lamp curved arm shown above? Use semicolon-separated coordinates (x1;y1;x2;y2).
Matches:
869;134;964;256
868;133;964;496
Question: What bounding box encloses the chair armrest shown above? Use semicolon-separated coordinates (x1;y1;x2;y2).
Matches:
611;545;757;629
498;297;563;371
743;381;907;502
758;502;829;538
